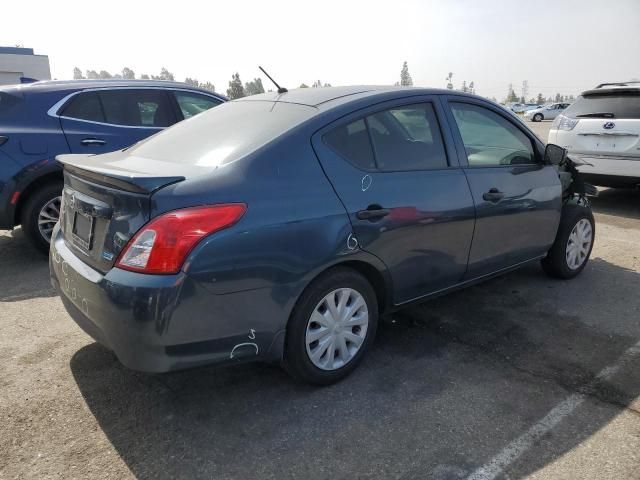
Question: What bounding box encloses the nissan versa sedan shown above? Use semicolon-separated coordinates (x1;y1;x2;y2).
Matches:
50;87;595;384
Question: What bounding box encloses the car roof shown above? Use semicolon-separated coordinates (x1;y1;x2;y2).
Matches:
237;85;474;110
0;79;227;99
583;81;640;96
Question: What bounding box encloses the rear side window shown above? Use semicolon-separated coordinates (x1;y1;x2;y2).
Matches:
451;102;536;166
99;90;174;127
562;93;640;119
323;103;448;171
367;104;447;171
323;119;376;170
62;90;175;127
62;92;104;122
174;92;221;119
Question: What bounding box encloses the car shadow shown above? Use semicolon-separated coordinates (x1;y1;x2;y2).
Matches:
70;257;640;480
0;228;56;302
590;187;640;220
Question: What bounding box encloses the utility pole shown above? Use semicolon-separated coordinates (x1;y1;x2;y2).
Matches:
521;80;529;102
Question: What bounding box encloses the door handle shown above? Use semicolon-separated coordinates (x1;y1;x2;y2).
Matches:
357;206;390;220
482;188;505;202
81;138;106;146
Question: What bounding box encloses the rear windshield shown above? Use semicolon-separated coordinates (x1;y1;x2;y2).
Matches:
0;91;23;117
563;92;640;119
128;100;315;167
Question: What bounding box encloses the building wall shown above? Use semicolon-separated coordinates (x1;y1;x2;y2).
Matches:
0;48;51;85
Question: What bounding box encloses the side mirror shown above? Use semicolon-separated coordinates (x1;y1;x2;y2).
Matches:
544;144;566;165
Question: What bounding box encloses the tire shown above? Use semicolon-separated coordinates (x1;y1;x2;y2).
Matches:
283;267;378;385
533;113;543;122
541;204;595;279
20;182;63;254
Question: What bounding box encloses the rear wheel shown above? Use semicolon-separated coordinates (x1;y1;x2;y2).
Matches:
283;268;378;385
542;204;595;279
20;182;63;254
533;113;543;122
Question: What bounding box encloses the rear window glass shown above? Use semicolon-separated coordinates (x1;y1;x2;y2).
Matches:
563;93;640;119
128;100;315;167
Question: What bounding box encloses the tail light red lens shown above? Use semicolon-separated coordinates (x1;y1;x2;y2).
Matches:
115;204;246;274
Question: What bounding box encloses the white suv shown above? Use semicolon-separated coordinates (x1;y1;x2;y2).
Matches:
548;82;640;188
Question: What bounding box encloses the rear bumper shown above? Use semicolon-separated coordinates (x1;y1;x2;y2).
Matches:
49;224;285;372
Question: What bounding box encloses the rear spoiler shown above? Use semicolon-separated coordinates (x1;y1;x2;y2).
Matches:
56;154;184;194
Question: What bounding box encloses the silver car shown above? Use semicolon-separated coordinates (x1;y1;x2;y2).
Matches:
525;103;571;122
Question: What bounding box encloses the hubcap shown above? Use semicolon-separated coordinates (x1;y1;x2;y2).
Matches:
37;196;61;242
565;218;592;270
305;288;369;371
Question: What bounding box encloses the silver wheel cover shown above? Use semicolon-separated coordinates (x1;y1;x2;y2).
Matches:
566;218;592;270
38;196;61;242
305;288;369;371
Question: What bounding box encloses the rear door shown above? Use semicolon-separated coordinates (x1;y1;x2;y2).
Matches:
59;89;177;154
312;96;475;304
443;96;562;278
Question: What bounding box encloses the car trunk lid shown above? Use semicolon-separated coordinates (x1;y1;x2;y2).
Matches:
570;118;640;156
57;150;201;273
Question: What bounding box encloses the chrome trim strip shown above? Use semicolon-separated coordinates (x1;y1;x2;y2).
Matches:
46;86;223;129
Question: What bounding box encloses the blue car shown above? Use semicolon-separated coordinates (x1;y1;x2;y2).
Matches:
50;87;595;384
0;79;225;251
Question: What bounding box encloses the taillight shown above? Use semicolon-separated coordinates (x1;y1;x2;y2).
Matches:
115;204;246;274
553;114;579;131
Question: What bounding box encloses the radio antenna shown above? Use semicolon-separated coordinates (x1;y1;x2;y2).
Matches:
259;66;288;94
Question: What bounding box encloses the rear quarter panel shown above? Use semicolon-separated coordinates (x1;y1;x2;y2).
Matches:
150;126;377;337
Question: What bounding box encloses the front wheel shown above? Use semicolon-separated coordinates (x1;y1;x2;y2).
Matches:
541;204;595;279
283;268;378;385
533;113;543;122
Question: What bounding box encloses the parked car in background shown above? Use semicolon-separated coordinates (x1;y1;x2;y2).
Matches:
0;79;226;251
548;82;640;188
50;86;595;385
524;103;571;122
510;103;540;113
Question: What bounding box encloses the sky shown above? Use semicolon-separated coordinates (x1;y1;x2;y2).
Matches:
2;0;639;100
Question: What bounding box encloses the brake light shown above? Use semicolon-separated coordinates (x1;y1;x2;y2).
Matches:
115;204;246;274
553;114;579;131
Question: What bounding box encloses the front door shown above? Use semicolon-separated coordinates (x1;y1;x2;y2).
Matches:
312;97;476;304
444;97;562;278
59;89;177;154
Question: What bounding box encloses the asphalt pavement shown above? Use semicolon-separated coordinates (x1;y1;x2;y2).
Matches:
1;121;639;479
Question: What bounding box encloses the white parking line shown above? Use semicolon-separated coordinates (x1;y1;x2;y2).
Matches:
466;340;640;480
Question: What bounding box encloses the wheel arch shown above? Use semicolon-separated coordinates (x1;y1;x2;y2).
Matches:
14;171;63;226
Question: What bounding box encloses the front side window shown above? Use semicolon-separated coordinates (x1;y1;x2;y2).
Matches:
450;102;536;166
174;92;221;119
323;103;448;171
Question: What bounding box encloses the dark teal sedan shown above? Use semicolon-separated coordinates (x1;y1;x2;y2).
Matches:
50;86;594;384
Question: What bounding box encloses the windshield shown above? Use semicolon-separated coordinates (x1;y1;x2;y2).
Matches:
129;100;315;167
562;93;640;119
